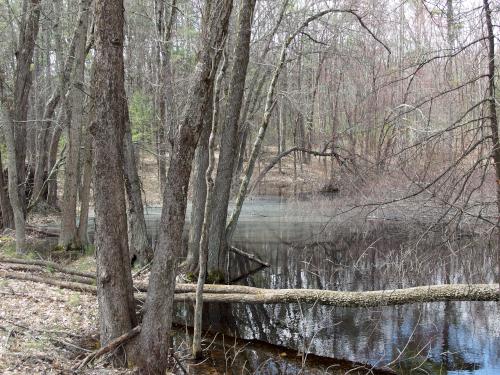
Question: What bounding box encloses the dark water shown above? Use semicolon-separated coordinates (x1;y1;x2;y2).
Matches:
170;197;500;374
80;197;499;373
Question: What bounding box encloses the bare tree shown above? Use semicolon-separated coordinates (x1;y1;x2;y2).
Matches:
59;0;91;249
91;0;137;353
135;1;233;371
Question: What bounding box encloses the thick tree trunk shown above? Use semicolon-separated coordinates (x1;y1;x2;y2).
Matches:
92;0;137;352
207;0;256;275
123;108;151;266
13;0;41;215
59;0;91;249
135;1;233;372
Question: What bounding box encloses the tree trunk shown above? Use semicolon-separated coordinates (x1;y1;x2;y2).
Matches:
123;107;152;266
13;0;41;215
192;53;225;359
207;0;256;275
135;1;232;372
92;0;137;353
0;0;41;251
184;102;212;273
59;0;91;249
4;119;26;253
483;0;500;289
155;0;177;191
32;7;81;202
77;132;92;247
46;123;64;207
0;150;14;229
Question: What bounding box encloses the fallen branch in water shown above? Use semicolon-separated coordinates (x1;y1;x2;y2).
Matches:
229;246;270;267
1;268;497;307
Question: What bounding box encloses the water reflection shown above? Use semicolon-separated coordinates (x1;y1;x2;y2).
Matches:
183;197;499;374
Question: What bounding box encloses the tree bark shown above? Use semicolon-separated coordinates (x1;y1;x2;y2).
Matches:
192;53;225;359
135;1;233;372
184;100;212;273
46;123;64;207
123;107;151;266
91;0;137;352
0;150;14;229
207;0;257;275
155;0;177;191
0;0;41;251
59;0;91;249
77;132;92;246
1;267;497;308
32;5;81;203
483;0;500;289
13;0;41;215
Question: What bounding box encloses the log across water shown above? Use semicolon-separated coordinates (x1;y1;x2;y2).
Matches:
0;266;497;308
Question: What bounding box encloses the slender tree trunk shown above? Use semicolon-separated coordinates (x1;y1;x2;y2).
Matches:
123;107;152;265
184;100;212;273
0;0;41;251
305;54;325;163
192;53;225;359
0;151;14;229
4;121;26;253
92;0;137;352
226;22;300;241
32;7;81;202
59;0;91;249
207;0;256;275
47;123;64;207
483;0;500;289
155;0;177;190
135;1;232;372
77;132;92;247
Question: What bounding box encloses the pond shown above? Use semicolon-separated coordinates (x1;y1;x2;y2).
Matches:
88;196;500;374
172;196;499;374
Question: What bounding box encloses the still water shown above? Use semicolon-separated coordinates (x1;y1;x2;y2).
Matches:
168;197;500;374
83;196;499;373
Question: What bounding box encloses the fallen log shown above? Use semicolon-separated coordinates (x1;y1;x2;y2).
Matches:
0;256;95;279
0;270;97;293
1;269;498;307
0;263;95;285
173;283;500;307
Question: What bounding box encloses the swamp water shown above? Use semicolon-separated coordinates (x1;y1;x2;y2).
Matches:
93;197;500;374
